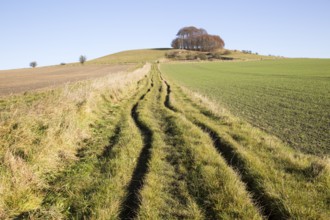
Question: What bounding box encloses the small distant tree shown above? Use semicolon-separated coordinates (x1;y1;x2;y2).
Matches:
30;61;37;68
79;55;87;64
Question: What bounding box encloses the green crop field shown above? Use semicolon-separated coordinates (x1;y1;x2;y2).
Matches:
161;59;330;155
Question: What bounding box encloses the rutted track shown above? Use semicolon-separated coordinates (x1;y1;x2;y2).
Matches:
135;75;207;219
112;66;264;219
121;66;263;219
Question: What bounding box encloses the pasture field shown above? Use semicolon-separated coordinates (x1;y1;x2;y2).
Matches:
161;59;330;155
1;51;329;219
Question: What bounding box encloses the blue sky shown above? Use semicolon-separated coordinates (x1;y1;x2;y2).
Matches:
1;0;329;69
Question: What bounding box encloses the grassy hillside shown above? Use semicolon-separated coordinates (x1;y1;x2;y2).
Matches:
88;48;171;64
161;59;330;155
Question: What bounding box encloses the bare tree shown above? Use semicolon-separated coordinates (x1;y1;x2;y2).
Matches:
30;61;37;68
79;55;87;64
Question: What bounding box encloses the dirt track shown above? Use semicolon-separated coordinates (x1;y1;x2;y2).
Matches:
0;64;132;96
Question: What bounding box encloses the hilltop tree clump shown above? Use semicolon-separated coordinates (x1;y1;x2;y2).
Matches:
171;26;225;52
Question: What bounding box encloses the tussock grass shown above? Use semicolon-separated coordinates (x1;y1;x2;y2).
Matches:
0;64;150;218
163;74;330;219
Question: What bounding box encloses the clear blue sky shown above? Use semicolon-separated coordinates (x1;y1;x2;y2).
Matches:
1;0;329;70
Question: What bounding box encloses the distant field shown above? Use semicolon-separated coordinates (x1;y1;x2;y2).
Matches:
161;59;330;155
0;64;131;96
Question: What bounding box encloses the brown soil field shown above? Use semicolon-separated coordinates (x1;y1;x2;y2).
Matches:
0;64;132;96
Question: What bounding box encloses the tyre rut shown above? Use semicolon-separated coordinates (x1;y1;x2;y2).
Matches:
155;81;208;219
193;121;290;219
119;81;154;220
159;80;217;219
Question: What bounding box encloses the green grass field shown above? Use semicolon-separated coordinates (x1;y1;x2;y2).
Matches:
161;59;330;155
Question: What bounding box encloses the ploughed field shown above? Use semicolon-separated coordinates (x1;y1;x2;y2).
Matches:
0;64;132;96
1;63;329;219
161;59;330;155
